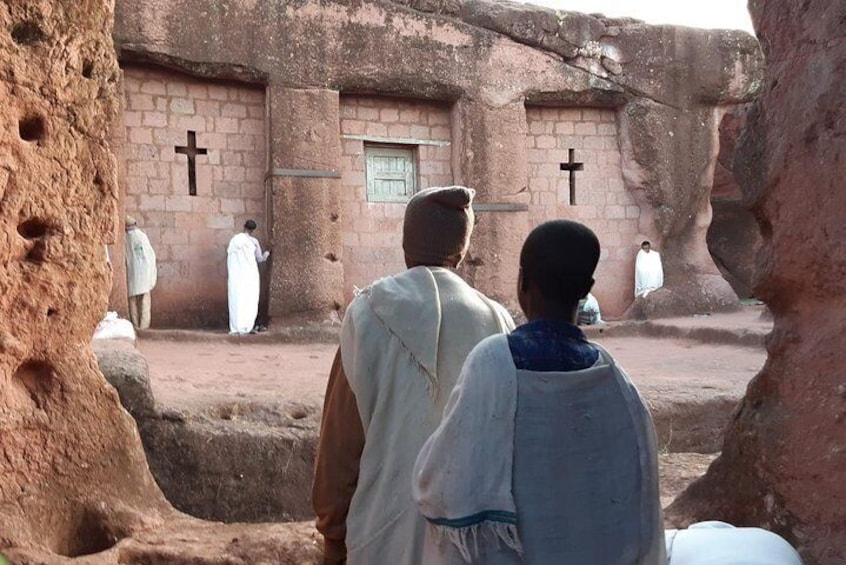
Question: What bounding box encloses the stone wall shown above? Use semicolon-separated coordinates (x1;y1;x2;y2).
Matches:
526;106;640;317
338;95;452;298
113;0;763;322
122;66;267;327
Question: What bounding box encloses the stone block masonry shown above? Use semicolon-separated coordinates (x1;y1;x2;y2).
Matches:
122;66;267;327
526;107;645;318
339;95;452;300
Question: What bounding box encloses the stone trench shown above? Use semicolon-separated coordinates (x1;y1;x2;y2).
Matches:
93;314;767;526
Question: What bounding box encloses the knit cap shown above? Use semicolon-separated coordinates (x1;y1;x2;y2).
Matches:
402;186;476;266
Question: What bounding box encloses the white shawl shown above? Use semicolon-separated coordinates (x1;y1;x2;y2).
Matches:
635;249;664;297
124;228;157;297
341;266;513;565
413;335;665;564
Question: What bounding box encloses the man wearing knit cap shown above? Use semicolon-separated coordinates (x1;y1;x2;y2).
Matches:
124;215;157;329
313;186;514;565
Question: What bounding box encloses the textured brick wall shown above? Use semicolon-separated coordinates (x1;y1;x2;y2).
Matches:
122;66;267;327
526;107;644;317
338;95;452;300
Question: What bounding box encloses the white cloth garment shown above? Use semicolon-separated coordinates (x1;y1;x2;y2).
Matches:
125;227;157;297
635;249;664;297
581;292;603;324
227;232;269;335
413;336;665;565
666;521;803;564
340;266;513;565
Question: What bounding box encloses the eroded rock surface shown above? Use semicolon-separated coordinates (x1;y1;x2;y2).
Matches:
0;2;318;562
707;105;762;299
668;2;846;563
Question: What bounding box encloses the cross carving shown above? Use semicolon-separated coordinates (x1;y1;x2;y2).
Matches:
175;131;208;196
560;148;584;206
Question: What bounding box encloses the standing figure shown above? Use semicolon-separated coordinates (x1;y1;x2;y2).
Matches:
313;186;514;565
124;215;157;330
227;219;269;335
413;220;665;565
635;240;664;297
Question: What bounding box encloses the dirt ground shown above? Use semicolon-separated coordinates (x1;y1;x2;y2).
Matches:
138;335;765;414
135;326;765;514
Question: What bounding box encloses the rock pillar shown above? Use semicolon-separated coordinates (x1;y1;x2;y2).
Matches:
618;99;739;317
452;99;530;310
667;1;846;562
266;87;343;322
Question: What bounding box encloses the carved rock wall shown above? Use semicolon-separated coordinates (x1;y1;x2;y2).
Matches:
0;0;167;553
112;0;763;320
667;2;846;563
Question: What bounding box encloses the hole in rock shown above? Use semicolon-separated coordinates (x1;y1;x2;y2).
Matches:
324;252;339;262
82;60;95;79
289;407;308;420
56;509;124;557
329;212;339;222
19;115;47;143
11;21;46;46
13;359;55;410
47;308;57;317
17;218;52;240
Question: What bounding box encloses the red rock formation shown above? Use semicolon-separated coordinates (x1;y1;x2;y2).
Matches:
0;2;319;562
668;2;846;563
707;104;763;299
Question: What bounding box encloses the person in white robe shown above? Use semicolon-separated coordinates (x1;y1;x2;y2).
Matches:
312;186;514;565
124;216;157;330
227;219;269;335
635;240;664;297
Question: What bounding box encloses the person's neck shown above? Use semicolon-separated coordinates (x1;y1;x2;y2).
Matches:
526;305;579;325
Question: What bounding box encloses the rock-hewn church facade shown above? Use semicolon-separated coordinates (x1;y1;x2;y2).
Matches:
109;0;762;327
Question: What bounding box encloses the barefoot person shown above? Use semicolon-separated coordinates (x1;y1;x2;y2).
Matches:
413;220;665;564
313;186;514;565
226;220;269;335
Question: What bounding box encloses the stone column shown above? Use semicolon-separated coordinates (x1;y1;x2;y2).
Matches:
266;87;343;322
618;99;739;317
452;98;530;311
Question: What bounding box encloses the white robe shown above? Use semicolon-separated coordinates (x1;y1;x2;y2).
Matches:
227;232;268;334
635;249;664;297
124;228;157;297
340;266;513;565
